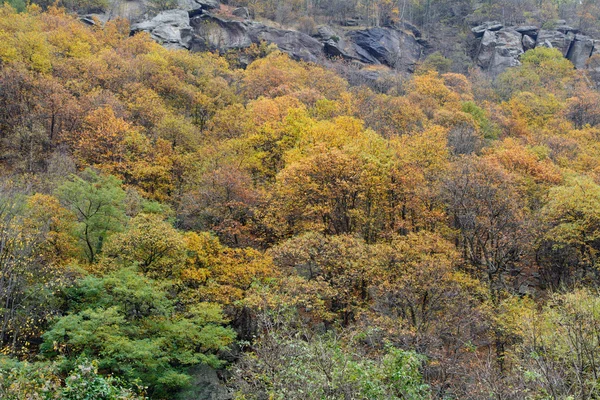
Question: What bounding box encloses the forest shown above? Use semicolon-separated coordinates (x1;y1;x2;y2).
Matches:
0;0;600;399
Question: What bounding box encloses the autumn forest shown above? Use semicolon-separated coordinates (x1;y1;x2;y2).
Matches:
1;1;600;399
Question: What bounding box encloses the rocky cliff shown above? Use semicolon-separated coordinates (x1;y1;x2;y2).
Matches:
116;1;429;72
472;20;600;75
87;0;599;78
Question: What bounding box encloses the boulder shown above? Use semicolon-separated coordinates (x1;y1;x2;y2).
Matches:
247;24;323;63
471;21;503;38
175;364;231;400
346;27;423;71
515;25;539;37
190;15;251;51
556;23;578;34
476;29;497;69
536;29;573;56
592;40;600;56
190;15;322;62
567;34;595;69
489;29;523;74
522;34;536;51
177;0;219;16
131;10;192;50
232;7;250;19
476;28;523;75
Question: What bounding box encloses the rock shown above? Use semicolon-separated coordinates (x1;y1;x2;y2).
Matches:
80;16;96;25
567;34;595;69
232;7;249;19
190;15;252;51
489;28;523;74
515;25;539;37
476;28;523;75
536;29;573;56
522;34;536;51
175;364;231;400
346;27;423;71
247;24;323;62
592;40;600;56
341;18;360;27
556;23;578;34
471;21;503;38
400;21;422;38
178;0;219;16
131;10;192;50
190;15;322;62
476;30;497;69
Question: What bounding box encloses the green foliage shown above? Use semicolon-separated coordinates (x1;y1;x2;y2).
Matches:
461;101;498;139
56;169;127;263
41;267;235;398
0;356;145;399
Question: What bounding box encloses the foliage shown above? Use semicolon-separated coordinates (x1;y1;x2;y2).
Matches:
41;267;235;398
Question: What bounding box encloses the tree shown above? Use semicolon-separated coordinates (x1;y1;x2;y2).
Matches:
56;169;126;263
41;267;235;398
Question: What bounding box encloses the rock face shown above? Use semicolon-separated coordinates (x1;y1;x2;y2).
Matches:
471;21;503;37
189;15;323;62
536;29;573;55
232;7;249;19
472;20;600;76
131;10;192;50
476;28;523;75
346;27;424;71
186;13;426;71
567;34;595;69
522;34;536;51
127;0;428;71
178;0;220;16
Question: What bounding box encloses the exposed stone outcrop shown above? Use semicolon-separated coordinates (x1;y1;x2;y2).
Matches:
536;29;573;55
346;27;424;71
472;20;600;76
178;0;219;16
567;34;595;69
522;34;536;51
471;21;503;37
189;15;323;63
131;10;192;50
232;7;250;19
476;28;523;75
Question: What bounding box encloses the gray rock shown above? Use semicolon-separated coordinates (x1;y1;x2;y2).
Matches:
515;25;539;37
178;0;219;16
247;24;323;62
476;29;497;69
346;27;423;71
490;29;523;74
131;10;192;50
476;28;523;75
341;18;360;27
556;24;578;34
190;15;252;51
175;364;231;400
567;34;595;69
537;30;573;56
592;40;600;56
471;21;503;37
232;7;249;19
190;15;322;62
522;34;536;51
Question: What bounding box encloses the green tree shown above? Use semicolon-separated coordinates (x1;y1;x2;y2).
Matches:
42;268;235;398
56;169;126;263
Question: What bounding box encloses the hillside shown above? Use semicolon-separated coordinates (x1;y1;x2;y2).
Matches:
0;2;600;400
